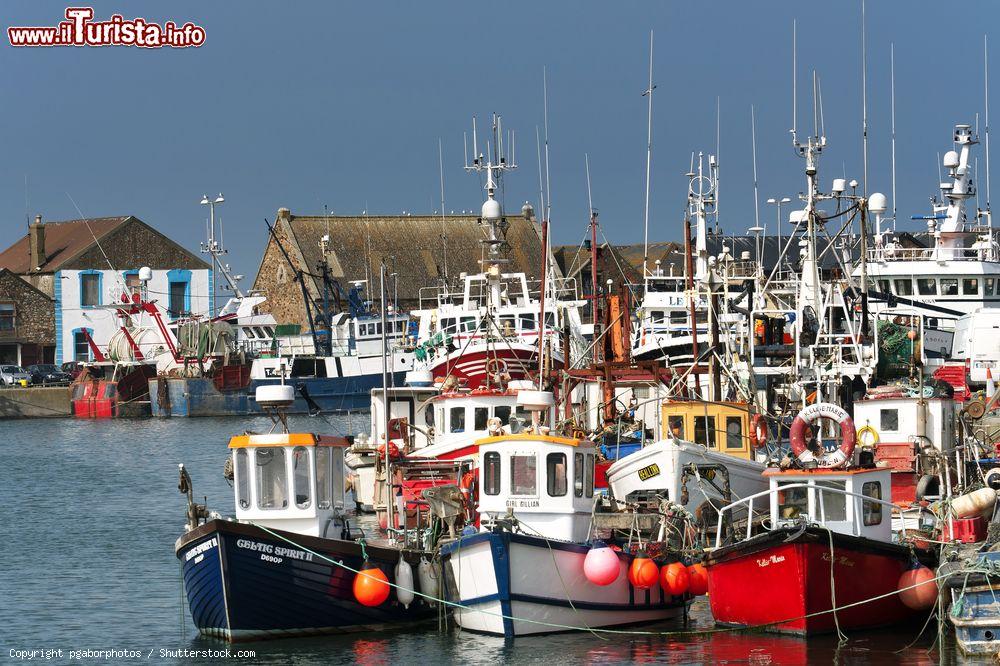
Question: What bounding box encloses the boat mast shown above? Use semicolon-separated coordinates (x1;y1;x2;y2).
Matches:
641;30;655;275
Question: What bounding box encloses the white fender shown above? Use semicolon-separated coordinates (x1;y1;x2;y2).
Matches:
395;556;415;608
417;556;439;605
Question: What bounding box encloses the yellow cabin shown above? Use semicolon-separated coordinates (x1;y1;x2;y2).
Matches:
659;401;756;460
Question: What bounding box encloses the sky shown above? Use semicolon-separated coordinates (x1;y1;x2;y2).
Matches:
0;1;997;286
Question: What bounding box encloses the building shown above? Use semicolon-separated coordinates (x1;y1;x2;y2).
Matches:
251;207;553;327
0;215;212;365
0;268;55;366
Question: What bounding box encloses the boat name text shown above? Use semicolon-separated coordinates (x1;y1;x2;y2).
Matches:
637;463;661;482
184;537;218;563
756;554;786;567
236;538;314;563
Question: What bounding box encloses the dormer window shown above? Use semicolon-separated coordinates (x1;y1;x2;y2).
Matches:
255;447;288;510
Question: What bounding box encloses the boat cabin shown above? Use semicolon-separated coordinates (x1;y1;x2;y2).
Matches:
476;433;597;542
764;468;893;543
229;433;350;537
660;401;758;461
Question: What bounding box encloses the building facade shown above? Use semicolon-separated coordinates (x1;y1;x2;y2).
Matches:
0;215;212;365
0;268;55;366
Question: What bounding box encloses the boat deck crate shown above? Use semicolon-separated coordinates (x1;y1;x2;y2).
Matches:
874;442;916;471
943;516;987;544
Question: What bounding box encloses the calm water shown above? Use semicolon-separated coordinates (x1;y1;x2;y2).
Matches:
0;415;985;665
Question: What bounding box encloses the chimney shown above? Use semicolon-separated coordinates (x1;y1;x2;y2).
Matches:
29;215;45;270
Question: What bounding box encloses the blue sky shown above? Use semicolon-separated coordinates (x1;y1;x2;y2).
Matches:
0;1;996;281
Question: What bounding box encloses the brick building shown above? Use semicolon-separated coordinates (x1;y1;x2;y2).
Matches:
0;215;211;365
251;206;553;328
0;268;55;365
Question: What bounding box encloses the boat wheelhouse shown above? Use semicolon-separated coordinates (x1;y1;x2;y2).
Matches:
706;466;932;635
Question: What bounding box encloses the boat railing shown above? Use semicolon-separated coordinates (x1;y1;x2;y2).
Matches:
712;481;914;550
866;245;1000;263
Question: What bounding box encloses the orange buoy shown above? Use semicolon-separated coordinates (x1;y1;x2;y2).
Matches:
898;565;937;610
659;562;690;596
353;561;391;607
628;550;659;590
687;563;709;596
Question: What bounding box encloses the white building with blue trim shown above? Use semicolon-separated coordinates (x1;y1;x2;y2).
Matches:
0;215;212;366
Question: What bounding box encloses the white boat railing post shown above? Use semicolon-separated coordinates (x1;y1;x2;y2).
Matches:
746;497;754;540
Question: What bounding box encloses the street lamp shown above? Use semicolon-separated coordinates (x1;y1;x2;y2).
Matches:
766;196;792;251
200;193;225;316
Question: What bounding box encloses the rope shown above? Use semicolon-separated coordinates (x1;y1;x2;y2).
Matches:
247;520;958;637
824;526;849;646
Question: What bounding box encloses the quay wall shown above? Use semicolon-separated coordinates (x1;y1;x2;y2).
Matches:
0;386;71;418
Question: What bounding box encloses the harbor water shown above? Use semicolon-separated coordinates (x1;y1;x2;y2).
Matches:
0;416;979;665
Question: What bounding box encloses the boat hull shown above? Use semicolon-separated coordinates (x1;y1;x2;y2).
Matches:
944;552;1000;654
428;343;561;389
706;526;926;635
175;519;433;641
441;531;689;637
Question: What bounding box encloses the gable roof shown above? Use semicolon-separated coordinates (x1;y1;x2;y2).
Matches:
0;268;54;301
0;217;129;273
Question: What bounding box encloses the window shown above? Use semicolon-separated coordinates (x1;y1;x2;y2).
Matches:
815;480;847;522
255;447;288;510
510;454;537;496
440;317;455;332
519;313;536;331
243;327;256;339
449;407;466;433
484;452;501;495
254;327;267;339
460;316;477;332
574;452;584;497
777;483;808;520
963;278;980;296
989;278;997;296
694;416;717;448
880;409;899;432
424;404;435;428
236;449;250;509
862;481;883;526
940;279;958;296
916;278;937;296
670;311;688;324
0;303;13;331
169;281;187;318
667;415;685;439
493;405;511;424
725;416;743;450
877;279;891;294
544;313;557;329
124;271;141;295
316;447;331;509
80;272;101;307
474;407;488;431
292;446;311;509
893;279;913;296
546;453;567;497
649;311;664;324
499;315;516;335
73;329;92;361
585;454;595;498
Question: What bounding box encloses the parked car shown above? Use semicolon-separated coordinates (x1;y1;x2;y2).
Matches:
26;364;73;385
60;361;86;380
0;365;31;386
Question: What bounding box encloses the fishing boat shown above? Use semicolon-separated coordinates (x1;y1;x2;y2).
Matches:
175;385;450;641
705;406;935;635
440;389;694;637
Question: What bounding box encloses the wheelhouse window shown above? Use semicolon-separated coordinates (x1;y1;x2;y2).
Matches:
777;483;808;520
916;278;937;296
460;316;477;333
880;409;899;432
316;446;331;509
893;279;913;296
255;447;288;510
585;454;595;498
940;279;958;296
449;407;466;433
440;317;455;333
668;415;685;439
694;415;717;448
519;313;537;331
650;311;665;324
546;453;567;497
670;311;688;324
877;279;891;294
862;481;883;526
725;416;743;450
963;278;980;296
493;405;511;425
484;452;501;495
989;278;997;296
815;480;847;521
510;454;537;496
80;272;101;307
499;315;516;335
235;449;250;509
474;407;488;431
574;452;584;497
292;447;311;509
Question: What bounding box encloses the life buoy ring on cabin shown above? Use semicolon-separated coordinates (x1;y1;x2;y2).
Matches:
789;402;857;469
748;414;769;449
485;357;509;378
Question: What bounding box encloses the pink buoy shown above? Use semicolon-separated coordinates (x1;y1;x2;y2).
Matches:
584;540;620;586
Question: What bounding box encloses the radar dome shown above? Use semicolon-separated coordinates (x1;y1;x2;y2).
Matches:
482;198;501;220
943;150;960;168
868;192;887;214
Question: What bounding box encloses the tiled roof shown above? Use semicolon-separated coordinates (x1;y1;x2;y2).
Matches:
0;217;129;273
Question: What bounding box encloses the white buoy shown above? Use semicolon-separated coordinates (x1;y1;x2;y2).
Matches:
417;556;439;605
395;556;415;608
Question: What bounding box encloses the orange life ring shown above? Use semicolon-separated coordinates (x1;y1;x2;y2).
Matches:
789;402;856;468
749;414;769;449
485;357;509;377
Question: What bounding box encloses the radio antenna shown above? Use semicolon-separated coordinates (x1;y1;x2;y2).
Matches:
986;35;993;226
641;29;655;274
791;19;797;144
861;0;869;194
542;67;552;223
891;43;897;229
438;137;448;280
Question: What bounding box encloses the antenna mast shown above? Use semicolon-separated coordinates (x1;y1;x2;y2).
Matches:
987;35;993;228
642;29;655;274
861;0;869;194
542;68;552;223
438;137;448;280
891;43;897;230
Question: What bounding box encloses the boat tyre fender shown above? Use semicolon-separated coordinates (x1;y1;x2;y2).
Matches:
914;474;940;501
789;402;856;469
749;414;769;449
